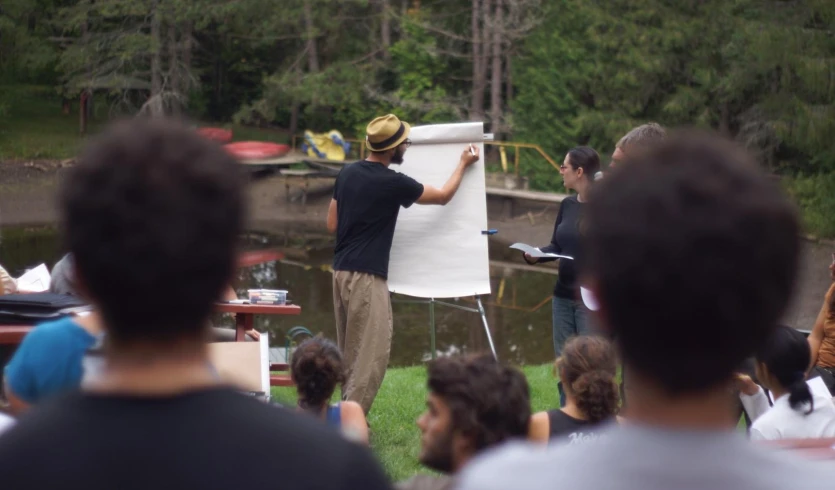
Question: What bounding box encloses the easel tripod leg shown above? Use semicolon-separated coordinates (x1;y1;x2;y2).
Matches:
477;297;497;360
429;298;436;360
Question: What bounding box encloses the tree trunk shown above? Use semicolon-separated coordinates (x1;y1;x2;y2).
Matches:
150;0;163;117
168;21;180;116
719;100;730;136
505;49;512;138
489;0;503;135
290;103;300;135
181;20;193;112
381;0;392;61
470;0;484;120
303;0;320;73
79;1;91;135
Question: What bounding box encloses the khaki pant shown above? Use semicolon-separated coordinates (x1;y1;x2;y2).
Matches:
333;270;393;414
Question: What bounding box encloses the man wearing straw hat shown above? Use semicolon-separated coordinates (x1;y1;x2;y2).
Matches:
327;114;480;414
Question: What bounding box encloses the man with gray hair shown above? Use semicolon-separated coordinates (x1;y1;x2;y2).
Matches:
595;122;666;180
610;122;666;168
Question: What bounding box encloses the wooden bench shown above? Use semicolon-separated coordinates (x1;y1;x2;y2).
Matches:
486;187;568;218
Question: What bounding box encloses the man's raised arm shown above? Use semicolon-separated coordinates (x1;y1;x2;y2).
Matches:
417;146;480;205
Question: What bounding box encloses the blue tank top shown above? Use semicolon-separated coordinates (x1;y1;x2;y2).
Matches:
326;403;341;427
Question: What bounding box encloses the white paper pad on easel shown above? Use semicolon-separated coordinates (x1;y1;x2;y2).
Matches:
387;122;491;298
509;243;573;260
16;264;50;293
766;376;832;404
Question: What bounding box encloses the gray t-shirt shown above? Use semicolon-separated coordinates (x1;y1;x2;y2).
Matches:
457;424;835;490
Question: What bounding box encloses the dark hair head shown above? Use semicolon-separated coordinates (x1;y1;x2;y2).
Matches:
566;146;600;182
558;336;619;423
427;354;530;452
616;123;666;152
756;325;813;414
61;119;245;346
291;337;345;413
582;130;800;395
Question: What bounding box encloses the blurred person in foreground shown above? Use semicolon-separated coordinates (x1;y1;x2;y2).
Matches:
0;120;391;490
397;354;530;490
458;131;835;490
528;336;619;444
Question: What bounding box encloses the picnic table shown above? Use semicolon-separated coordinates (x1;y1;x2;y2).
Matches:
0;302;302;345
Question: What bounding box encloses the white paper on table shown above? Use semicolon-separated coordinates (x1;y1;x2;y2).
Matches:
259;332;270;395
766;376;832;404
580;287;600;312
387;122;491;298
16;263;50;292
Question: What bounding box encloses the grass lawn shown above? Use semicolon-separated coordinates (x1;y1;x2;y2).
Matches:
271;363;559;482
0;85;288;160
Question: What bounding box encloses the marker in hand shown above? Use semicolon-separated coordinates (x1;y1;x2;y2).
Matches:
469;144;476;156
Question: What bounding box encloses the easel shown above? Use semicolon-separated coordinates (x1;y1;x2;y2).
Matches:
390;129;497;361
394;295;497;361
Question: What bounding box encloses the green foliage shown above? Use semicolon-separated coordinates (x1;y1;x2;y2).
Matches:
783;174;835;239
4;0;835;234
0;85;92;159
513;0;835;190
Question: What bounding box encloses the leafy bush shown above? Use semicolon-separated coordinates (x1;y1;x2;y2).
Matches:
783;173;835;238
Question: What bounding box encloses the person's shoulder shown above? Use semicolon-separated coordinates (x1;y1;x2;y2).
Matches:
31;316;83;335
0;391;84;454
16;317;84;350
221;394;364;452
340;400;365;419
457;440;567;490
459;427;620;490
741;443;835;489
750;402;790;436
397;474;455;490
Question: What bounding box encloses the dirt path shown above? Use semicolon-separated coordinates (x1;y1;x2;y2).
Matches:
1;161;831;330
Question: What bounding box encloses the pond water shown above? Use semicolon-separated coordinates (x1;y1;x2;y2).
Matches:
0;224;559;367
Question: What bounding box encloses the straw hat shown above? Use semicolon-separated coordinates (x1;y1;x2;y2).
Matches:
365;114;411;152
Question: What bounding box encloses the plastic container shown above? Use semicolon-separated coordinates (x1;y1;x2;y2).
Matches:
247;289;288;305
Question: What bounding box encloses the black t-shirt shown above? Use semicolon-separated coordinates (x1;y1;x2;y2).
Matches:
548;409;608;445
540;195;584;298
0;388;392;490
333;160;424;279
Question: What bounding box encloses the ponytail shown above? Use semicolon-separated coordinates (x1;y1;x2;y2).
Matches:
755;325;814;416
558;336;620;423
571;370;619;423
290;336;345;415
787;371;814;415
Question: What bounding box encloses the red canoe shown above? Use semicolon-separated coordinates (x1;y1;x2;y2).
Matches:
197;127;233;143
224;141;291;160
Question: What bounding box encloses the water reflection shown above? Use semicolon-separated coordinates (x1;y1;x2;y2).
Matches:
0;225;557;367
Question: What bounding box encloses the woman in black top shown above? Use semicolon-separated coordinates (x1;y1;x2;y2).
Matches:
524;147;600;357
528;336;619;444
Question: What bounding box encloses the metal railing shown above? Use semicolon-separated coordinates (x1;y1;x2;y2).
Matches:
289;135;561;177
